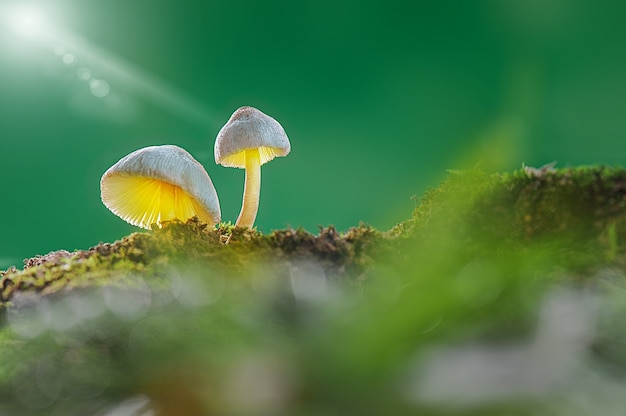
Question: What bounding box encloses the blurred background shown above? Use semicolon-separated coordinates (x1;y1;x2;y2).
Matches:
1;0;626;267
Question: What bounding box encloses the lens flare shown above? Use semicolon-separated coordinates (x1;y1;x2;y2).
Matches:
4;5;48;39
0;3;218;127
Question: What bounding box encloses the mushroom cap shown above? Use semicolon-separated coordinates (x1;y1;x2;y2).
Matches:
100;145;221;229
214;106;291;168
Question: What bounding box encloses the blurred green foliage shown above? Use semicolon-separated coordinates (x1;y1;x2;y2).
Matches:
3;167;626;414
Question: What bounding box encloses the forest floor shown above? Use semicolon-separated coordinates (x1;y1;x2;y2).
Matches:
2;166;626;415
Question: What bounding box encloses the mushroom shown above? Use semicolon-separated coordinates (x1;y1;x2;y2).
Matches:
101;145;221;229
214;106;291;228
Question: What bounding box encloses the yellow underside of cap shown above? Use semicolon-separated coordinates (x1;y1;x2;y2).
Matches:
219;146;287;168
102;174;214;229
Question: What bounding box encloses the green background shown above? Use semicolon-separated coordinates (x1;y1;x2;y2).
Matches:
1;0;625;267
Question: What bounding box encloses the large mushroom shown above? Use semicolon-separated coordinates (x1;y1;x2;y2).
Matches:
101;145;221;229
214;106;291;229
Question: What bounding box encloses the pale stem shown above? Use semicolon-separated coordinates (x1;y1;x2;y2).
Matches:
236;149;261;228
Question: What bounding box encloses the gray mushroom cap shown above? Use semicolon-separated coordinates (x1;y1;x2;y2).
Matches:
100;145;221;229
214;106;291;168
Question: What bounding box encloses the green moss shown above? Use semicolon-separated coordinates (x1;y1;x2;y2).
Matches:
4;166;626;304
0;219;385;305
3;166;626;414
393;166;626;271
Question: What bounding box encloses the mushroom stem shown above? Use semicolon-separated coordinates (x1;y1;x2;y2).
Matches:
236;149;261;228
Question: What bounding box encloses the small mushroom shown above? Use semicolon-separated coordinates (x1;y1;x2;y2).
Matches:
214;106;291;228
101;145;221;229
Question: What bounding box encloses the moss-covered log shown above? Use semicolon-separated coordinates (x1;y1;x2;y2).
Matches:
3;166;626;415
1;222;385;307
6;166;626;301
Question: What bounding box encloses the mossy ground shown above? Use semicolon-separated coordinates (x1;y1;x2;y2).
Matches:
6;166;626;302
0;221;385;308
3;166;626;415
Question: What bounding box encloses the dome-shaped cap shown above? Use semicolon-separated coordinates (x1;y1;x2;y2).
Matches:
101;145;221;229
214;106;291;168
